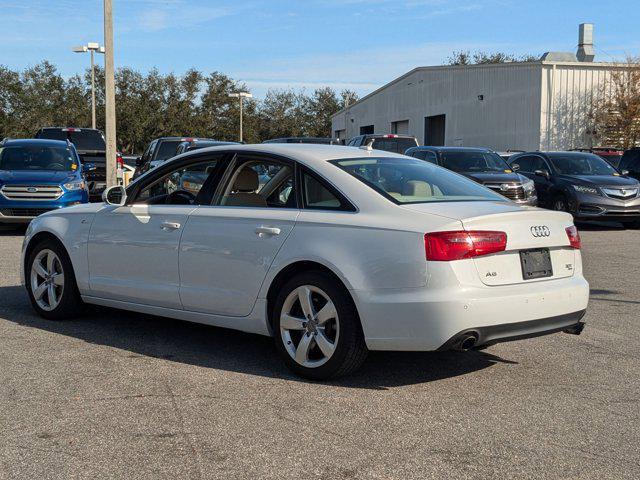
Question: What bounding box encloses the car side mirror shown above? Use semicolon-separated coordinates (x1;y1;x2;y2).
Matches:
534;169;550;179
83;162;96;172
102;185;126;206
511;163;520;171
621;169;630;176
135;156;143;167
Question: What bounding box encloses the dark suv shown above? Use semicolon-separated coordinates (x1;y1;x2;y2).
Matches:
34;127;119;201
619;148;640;182
508;151;640;226
405;146;537;205
133;137;213;178
346;134;418;153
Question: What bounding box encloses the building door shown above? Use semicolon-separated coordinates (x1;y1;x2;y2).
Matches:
360;125;374;135
391;120;409;135
424;115;446;146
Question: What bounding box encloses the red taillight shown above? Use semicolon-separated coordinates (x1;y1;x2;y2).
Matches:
425;231;507;261
116;153;124;169
62;127;81;132
384;134;398;138
565;225;581;249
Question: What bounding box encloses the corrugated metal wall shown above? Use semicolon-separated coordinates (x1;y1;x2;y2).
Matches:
540;63;622;150
333;61;628;151
333;63;543;151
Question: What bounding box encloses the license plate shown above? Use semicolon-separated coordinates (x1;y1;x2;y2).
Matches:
520;248;553;280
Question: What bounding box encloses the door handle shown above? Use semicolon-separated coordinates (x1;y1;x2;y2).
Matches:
161;221;181;230
255;226;281;237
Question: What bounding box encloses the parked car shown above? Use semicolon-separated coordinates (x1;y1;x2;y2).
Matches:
34;127;122;201
0;138;90;223
619;148;640;181
406;146;537;205
263;137;342;145
133;137;213;179
23;144;588;379
496;150;525;161
174;139;239;155
508;151;640;226
346;134;418;153
570;147;625;168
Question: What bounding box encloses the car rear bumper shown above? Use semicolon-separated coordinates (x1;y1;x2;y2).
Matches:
437;310;586;351
353;275;589;351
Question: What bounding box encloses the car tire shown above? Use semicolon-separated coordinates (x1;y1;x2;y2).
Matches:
25;238;84;320
273;271;368;380
623;220;640;229
552;194;570;213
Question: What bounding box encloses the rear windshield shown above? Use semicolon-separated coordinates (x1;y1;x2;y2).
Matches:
0;146;78;171
154;140;182;161
549;153;618;176
331;157;506;204
37;129;105;151
370;138;418;153
439;150;511;173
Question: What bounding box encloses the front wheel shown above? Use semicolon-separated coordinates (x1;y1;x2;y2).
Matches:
552;194;569;212
273;271;368;380
25;239;84;320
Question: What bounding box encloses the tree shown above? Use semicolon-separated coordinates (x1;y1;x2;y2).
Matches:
590;58;640;149
447;50;539;65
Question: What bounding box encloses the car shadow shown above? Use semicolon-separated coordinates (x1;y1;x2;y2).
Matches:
0;285;514;390
575;220;626;231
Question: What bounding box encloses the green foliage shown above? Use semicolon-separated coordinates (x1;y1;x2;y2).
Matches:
447;50;539;65
0;62;351;153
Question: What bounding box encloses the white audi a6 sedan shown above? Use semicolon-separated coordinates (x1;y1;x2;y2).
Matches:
22;144;589;379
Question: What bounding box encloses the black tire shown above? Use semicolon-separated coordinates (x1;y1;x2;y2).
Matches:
25;238;84;320
551;194;569;212
273;271;368;380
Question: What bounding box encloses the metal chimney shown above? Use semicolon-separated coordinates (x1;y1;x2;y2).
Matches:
577;23;595;62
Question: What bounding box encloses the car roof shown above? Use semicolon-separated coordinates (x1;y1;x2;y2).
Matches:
361;134;416;138
412;146;493;152
157;136;211;142
184;143;408;164
2;138;71;148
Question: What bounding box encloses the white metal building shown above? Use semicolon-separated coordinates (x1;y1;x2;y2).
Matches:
331;25;627;151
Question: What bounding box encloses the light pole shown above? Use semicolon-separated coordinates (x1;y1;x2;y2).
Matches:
103;0;117;188
229;92;252;142
72;42;105;129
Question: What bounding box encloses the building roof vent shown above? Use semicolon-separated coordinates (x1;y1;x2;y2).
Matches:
540;51;578;62
577;23;595;62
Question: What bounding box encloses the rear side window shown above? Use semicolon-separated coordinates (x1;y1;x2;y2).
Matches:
302;170;354;211
154;141;182;161
332;157;506;204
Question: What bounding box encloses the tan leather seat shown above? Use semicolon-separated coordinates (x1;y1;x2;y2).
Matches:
224;169;267;207
402;180;432;197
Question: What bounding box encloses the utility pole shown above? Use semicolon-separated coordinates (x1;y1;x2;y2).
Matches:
103;0;117;187
72;43;105;129
229;92;252;142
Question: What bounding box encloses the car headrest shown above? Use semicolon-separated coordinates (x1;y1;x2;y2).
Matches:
234;168;259;192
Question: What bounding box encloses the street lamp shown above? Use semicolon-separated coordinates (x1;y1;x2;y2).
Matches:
72;42;105;129
229;92;252;142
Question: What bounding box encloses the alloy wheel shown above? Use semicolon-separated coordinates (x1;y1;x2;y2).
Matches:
30;249;65;311
280;285;339;368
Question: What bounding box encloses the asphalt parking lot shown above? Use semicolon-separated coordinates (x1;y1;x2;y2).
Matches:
0;224;638;480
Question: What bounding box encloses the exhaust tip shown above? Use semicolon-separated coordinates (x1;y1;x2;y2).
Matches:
454;333;478;351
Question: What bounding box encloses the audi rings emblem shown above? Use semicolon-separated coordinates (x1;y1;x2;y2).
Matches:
530;225;550;237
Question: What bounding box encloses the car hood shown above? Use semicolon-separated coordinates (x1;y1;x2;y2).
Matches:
0;170;77;184
559;174;640;187
460;171;523;184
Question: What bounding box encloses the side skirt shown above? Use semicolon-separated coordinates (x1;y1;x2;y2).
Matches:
81;295;272;337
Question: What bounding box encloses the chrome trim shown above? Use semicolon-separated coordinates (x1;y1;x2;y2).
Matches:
0;185;63;201
601;187;639;200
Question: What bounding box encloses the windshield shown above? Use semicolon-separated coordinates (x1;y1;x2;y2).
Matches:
370;138;418;154
155;141;182;161
0;146;78;171
37;129;105;151
332;157;506;204
439;150;511;173
549;153;618;175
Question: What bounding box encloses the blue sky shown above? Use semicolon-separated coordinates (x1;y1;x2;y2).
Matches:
0;0;638;98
